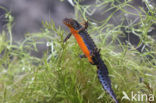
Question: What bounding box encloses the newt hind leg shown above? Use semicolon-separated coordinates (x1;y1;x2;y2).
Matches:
90;48;101;65
79;54;87;58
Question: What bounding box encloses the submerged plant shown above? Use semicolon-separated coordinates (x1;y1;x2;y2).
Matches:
0;0;156;103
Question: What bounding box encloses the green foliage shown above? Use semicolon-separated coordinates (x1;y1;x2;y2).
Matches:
0;0;156;103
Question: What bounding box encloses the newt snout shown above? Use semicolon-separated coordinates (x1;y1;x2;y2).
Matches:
63;18;72;27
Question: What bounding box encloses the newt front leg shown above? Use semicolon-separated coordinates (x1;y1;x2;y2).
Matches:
64;33;72;43
78;21;88;32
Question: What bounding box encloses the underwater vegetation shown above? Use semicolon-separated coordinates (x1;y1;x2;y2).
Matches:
0;0;156;103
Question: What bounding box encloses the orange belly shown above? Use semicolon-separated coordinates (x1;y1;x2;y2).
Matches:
70;28;93;64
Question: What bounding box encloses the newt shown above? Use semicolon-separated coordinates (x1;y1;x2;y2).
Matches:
63;18;118;103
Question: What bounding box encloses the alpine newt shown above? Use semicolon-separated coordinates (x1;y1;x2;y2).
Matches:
63;18;118;103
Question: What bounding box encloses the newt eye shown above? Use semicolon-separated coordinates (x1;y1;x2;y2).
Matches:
70;22;78;28
70;22;74;26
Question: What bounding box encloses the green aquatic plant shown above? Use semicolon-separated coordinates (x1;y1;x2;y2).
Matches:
0;0;156;103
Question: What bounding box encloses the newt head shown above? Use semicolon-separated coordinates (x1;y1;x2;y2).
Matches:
63;18;81;30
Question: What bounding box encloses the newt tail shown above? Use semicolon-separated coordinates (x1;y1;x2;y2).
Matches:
63;18;118;103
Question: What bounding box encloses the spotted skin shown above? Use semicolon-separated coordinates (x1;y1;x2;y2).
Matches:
63;18;118;103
